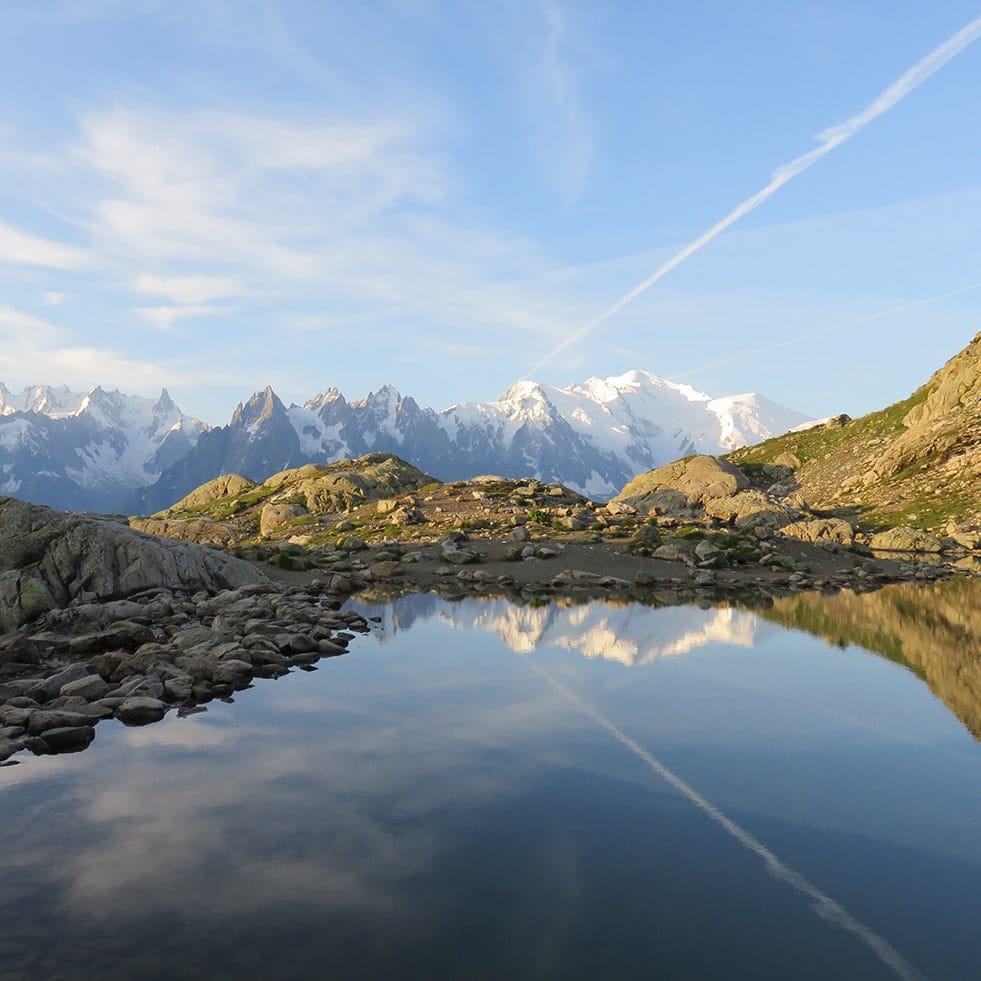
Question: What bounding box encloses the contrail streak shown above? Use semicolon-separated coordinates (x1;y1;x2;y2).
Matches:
526;657;928;981
522;15;981;380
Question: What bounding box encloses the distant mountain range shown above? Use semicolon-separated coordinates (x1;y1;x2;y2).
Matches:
0;383;205;513
0;372;811;513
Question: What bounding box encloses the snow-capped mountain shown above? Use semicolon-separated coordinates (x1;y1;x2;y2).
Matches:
139;371;807;512
432;372;807;498
1;371;810;513
0;383;206;512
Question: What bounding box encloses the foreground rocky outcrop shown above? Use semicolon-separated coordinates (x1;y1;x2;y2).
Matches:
0;497;266;632
0;495;377;763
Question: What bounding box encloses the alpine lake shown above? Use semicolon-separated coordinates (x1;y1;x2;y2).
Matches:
3;576;981;981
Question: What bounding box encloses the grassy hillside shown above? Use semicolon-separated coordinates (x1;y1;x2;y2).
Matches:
731;333;981;532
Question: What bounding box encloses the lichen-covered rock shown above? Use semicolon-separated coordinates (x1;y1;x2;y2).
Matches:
703;490;796;530
782;518;856;546
0;497;266;632
390;506;425;526
293;455;436;512
615;455;749;513
161;474;257;513
337;535;367;552
870;527;943;553
260;502;309;537
946;523;981;550
129;516;238;545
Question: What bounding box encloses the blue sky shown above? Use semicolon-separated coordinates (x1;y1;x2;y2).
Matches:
0;1;978;423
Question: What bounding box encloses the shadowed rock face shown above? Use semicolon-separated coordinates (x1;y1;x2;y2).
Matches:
0;497;266;631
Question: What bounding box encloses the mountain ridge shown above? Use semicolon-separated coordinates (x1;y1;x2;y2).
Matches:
0;371;810;514
0;384;206;512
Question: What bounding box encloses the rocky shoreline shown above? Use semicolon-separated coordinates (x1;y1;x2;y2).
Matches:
1;522;972;765
0;577;371;763
2;447;979;765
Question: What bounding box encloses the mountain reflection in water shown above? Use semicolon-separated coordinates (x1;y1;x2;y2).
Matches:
356;577;981;741
2;582;980;980
357;592;765;663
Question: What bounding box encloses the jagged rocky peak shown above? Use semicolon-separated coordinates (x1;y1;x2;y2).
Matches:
303;387;347;411
231;385;287;430
357;383;402;410
0;382;86;417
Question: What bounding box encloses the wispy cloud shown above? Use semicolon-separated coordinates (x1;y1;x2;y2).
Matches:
479;0;596;201
522;14;981;378
0;305;63;335
134;304;235;331
0;95;587;398
537;0;594;200
130;274;247;304
0;219;90;269
0;302;172;391
44;346;172;390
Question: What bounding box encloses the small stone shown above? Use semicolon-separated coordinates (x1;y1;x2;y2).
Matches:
59;675;111;701
368;561;402;579
0;706;33;728
211;660;254;685
337;535;367;552
110;675;166;700
27;709;95;734
283;634;317;654
116;697;168;726
25;663;91;703
441;548;480;564
39;725;95;751
163;676;194;701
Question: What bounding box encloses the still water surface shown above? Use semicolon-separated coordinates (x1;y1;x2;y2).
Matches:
2;582;981;980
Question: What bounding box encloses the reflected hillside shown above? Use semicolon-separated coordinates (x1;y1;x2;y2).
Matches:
354;594;768;667
762;578;981;738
